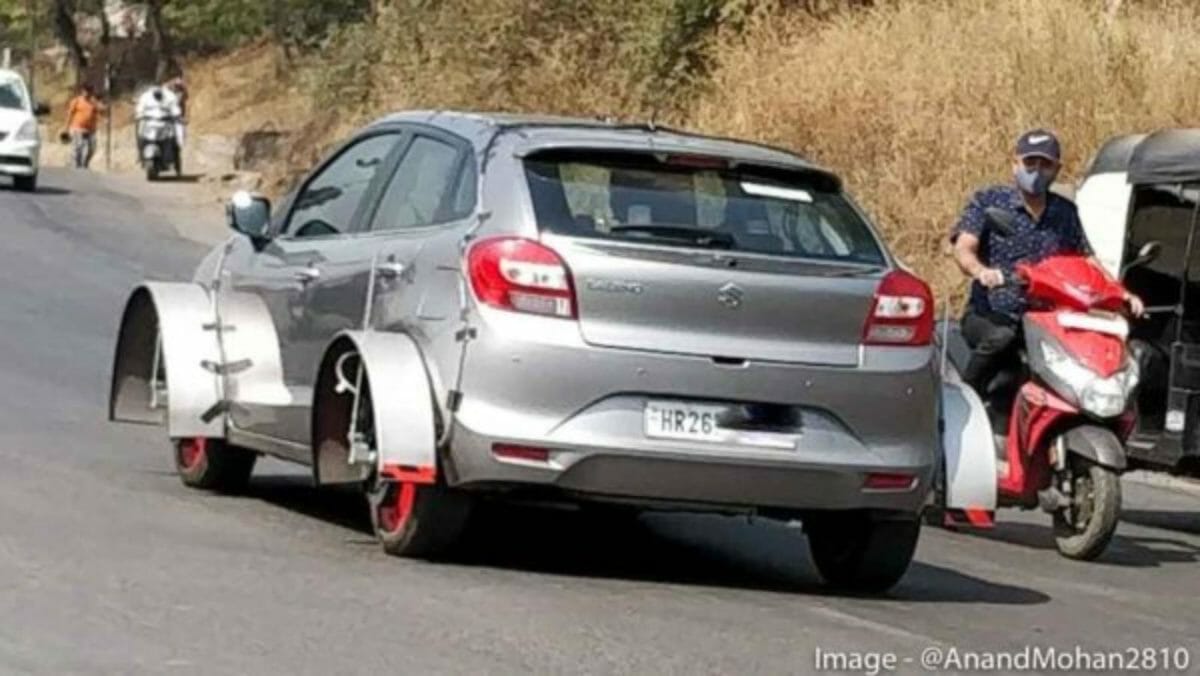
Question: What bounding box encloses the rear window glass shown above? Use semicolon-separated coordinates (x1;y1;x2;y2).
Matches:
523;151;885;265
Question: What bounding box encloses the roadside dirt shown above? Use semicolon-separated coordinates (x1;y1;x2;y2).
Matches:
39;105;265;247
39;126;245;247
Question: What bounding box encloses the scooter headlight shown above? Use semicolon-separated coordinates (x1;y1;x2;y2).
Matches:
1081;379;1127;418
1039;340;1093;395
1039;341;1138;417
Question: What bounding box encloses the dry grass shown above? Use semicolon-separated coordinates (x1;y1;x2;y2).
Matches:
185;42;309;138
311;0;678;124
248;0;679;191
170;0;1200;310
692;0;1200;302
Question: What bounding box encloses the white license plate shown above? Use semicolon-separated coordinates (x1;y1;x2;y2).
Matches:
644;401;727;443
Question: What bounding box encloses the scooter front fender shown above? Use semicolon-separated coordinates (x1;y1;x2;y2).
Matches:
1063;425;1127;471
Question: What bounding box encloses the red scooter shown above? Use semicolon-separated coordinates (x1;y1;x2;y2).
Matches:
941;212;1140;560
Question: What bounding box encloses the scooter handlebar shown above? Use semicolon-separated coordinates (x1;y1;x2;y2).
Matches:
1004;270;1030;288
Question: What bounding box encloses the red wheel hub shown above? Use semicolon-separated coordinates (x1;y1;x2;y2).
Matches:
179;438;207;470
377;482;417;534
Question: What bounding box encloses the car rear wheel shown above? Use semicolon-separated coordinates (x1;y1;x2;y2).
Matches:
368;472;473;559
174;437;257;493
351;366;472;559
13;174;36;192
805;512;920;593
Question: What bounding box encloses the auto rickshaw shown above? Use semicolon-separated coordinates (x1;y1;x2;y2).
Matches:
1077;128;1200;477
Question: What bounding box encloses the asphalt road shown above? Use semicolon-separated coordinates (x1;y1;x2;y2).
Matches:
1;169;1198;675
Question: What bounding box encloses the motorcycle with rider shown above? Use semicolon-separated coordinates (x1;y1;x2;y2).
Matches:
937;128;1150;560
134;83;184;181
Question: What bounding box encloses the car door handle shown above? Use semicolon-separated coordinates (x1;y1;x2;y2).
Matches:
294;266;321;284
376;260;408;280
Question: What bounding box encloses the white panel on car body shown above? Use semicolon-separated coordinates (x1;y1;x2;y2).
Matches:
337;330;438;472
217;290;291;406
140;282;225;439
940;360;998;511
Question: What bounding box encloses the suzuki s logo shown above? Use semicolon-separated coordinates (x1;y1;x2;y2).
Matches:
717;282;744;309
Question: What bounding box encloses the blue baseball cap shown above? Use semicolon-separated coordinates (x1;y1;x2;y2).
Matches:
1015;128;1062;162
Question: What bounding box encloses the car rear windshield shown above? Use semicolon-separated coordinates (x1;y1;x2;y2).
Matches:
523;150;886;265
0;81;26;110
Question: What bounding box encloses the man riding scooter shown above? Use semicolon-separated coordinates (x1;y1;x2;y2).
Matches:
134;84;183;180
946;128;1147;560
951;128;1145;398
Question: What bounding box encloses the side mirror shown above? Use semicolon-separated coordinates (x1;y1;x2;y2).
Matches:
1121;240;1161;276
226;190;272;242
33;101;50;117
983;206;1018;238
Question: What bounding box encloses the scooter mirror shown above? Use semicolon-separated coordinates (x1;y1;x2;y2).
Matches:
983;207;1018;238
1121;240;1162;276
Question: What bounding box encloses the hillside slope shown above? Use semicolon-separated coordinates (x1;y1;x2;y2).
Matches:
78;0;1200;299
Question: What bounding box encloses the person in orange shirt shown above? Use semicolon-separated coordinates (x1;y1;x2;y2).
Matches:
62;83;105;169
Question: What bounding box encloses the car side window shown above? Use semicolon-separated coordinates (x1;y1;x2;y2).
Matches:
285;133;399;238
369;135;467;232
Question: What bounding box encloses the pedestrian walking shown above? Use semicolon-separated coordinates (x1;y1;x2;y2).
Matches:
62;83;105;169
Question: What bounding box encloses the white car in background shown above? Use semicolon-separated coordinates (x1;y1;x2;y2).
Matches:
0;68;49;192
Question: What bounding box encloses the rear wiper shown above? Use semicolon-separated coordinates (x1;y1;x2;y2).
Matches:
610;224;735;248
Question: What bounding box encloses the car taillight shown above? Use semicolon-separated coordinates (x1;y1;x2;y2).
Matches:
862;269;934;346
467;237;576;319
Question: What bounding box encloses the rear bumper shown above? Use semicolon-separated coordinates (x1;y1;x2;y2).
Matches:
0;138;39;176
446;308;938;514
449;421;933;513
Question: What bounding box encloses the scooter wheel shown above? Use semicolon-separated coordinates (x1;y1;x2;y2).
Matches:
1053;457;1121;560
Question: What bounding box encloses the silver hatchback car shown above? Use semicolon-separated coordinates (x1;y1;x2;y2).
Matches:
110;111;938;592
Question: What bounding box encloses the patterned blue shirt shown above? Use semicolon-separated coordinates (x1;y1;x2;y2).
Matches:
952;185;1091;319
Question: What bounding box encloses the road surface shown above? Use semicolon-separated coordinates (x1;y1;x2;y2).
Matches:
1;169;1198;675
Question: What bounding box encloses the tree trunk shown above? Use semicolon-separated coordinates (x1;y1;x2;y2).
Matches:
145;0;178;79
273;0;291;78
98;1;110;47
51;0;87;80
